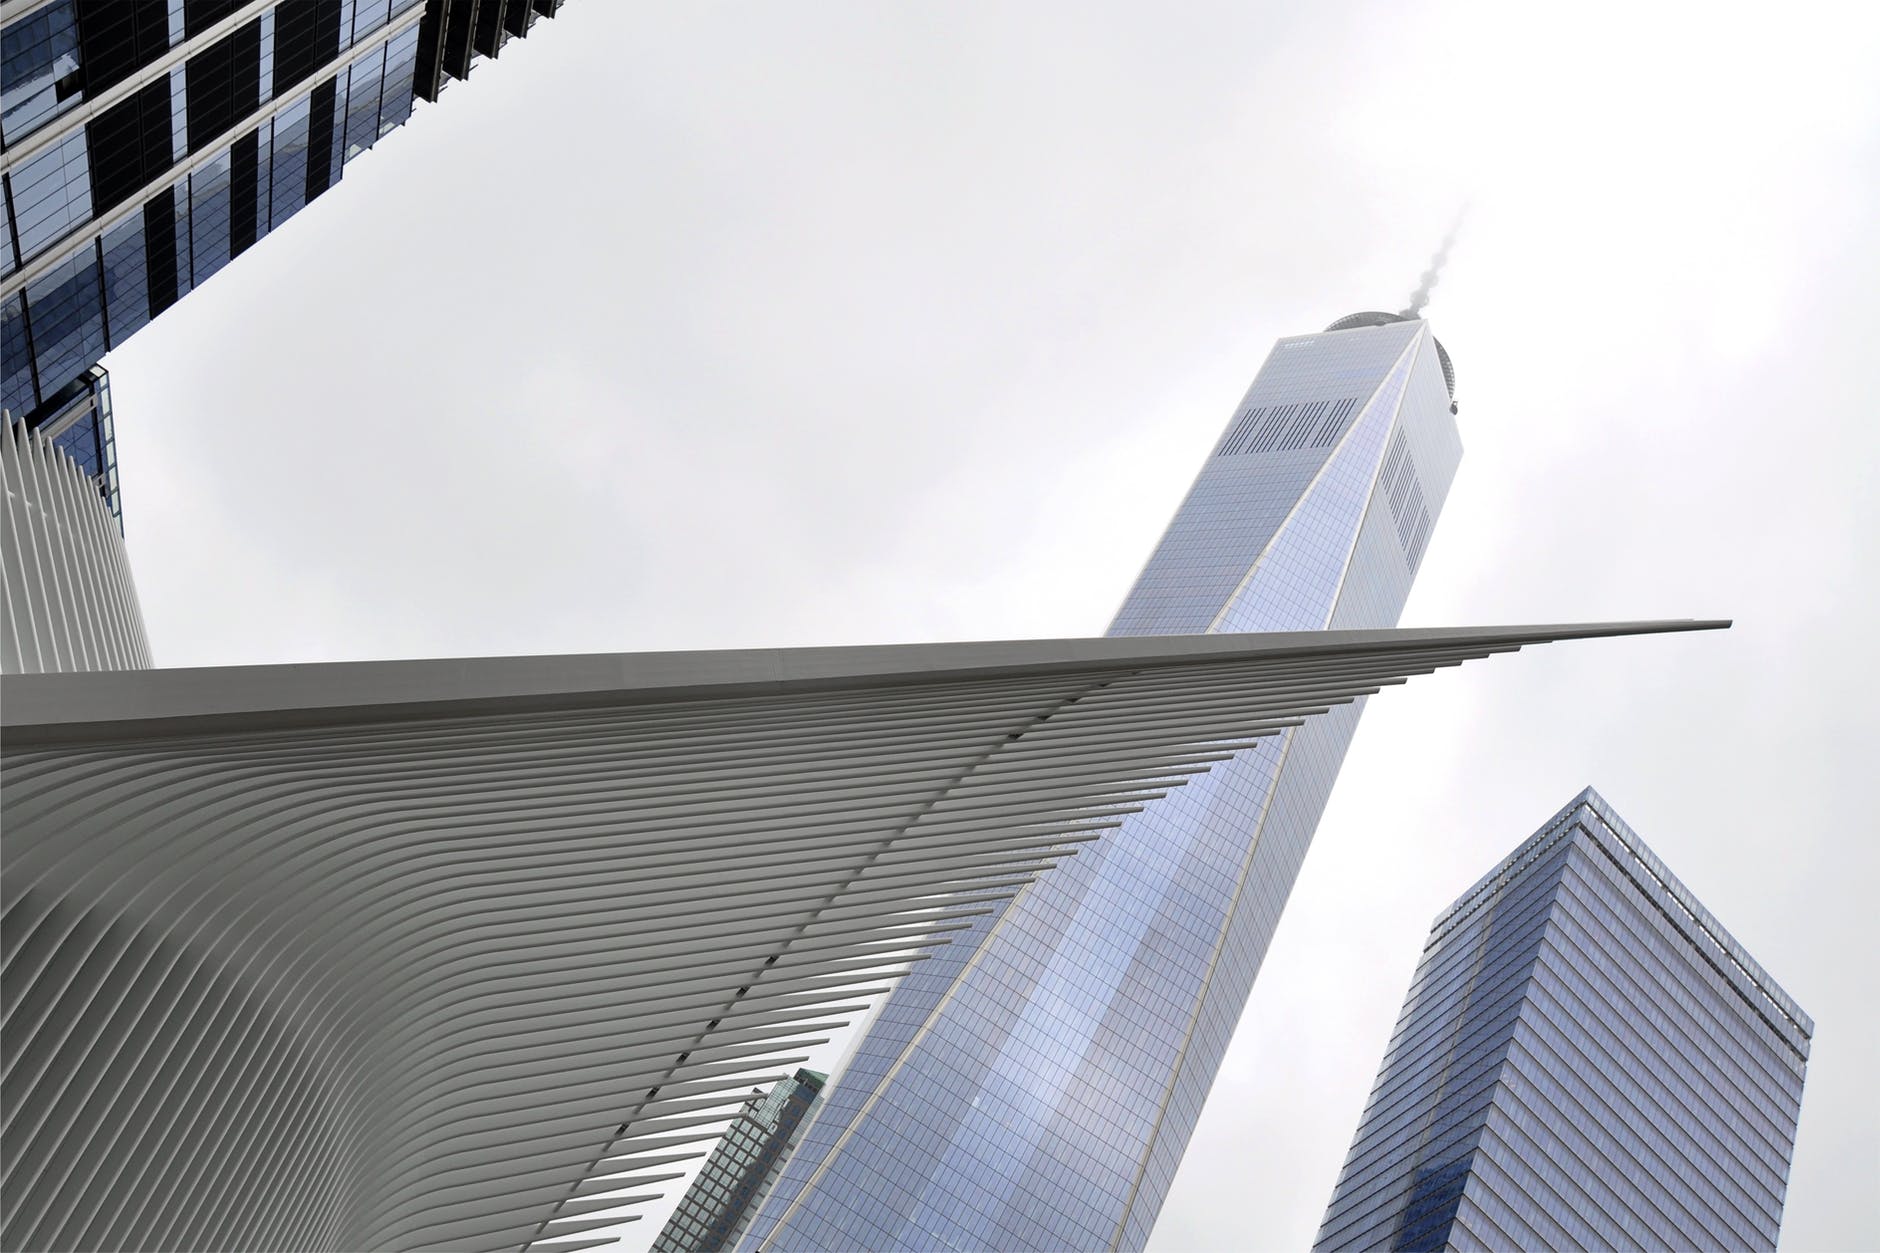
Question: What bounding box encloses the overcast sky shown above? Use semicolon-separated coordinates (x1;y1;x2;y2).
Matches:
99;3;1878;1249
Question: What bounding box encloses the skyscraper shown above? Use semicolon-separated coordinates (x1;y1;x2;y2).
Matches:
652;1070;828;1253
744;310;1467;1251
1316;789;1810;1253
0;0;566;424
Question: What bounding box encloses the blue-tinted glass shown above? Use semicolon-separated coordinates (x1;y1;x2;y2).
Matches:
343;45;386;162
23;246;106;404
321;68;348;190
258;8;276;106
252;119;275;246
49;407;104;477
0;1;80;146
270;94;312;226
2;292;36;416
9;128;92;261
190;150;233;285
746;320;1464;1252
169;65;188;164
379;25;420;136
1315;794;1810;1253
99;211;151;346
352;0;393;43
168;179;194;303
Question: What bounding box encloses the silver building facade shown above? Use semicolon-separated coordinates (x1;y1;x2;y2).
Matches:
743;313;1466;1251
1315;789;1810;1253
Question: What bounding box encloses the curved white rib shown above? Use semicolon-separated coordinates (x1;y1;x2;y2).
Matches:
0;622;1722;1251
0;421;151;675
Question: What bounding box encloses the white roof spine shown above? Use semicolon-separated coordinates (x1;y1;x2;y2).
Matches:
0;620;1722;1251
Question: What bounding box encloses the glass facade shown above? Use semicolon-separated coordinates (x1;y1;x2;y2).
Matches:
0;0;562;425
741;315;1464;1251
653;1070;829;1253
7;361;120;522
1315;789;1811;1253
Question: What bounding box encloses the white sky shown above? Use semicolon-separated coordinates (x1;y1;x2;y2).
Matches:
101;3;1878;1249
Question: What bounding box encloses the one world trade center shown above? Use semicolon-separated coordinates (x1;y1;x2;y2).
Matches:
741;304;1464;1252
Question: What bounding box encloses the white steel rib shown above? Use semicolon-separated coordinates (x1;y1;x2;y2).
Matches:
0;621;1723;1252
1;420;151;675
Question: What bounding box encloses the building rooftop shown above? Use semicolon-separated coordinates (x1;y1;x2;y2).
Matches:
1324;310;1456;404
1432;787;1813;1056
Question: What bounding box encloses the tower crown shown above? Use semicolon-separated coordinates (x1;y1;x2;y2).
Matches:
1324;310;1457;408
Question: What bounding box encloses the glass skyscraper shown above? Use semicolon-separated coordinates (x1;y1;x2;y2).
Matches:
1315;789;1810;1253
1;0;565;426
18;361;119;520
741;311;1464;1251
653;1070;829;1253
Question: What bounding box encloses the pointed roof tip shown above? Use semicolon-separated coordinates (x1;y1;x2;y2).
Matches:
1538;617;1730;643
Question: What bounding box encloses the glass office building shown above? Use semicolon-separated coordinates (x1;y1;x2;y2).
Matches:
1;0;565;425
17;361;119;520
1315;789;1811;1253
653;1070;829;1253
742;312;1464;1251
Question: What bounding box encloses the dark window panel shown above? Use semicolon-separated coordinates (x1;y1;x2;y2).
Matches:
412;0;447;103
303;77;338;203
441;0;478;81
186;19;260;153
503;0;531;38
142;188;178;317
472;0;505;58
229;128;259;256
75;0;169;96
86;77;173;214
272;0;342;95
183;0;243;39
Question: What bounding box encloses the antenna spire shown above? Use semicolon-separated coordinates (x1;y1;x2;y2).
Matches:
1400;210;1466;318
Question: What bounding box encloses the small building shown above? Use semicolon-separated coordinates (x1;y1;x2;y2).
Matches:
652;1069;827;1253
